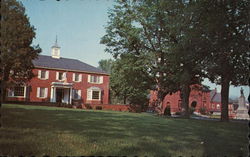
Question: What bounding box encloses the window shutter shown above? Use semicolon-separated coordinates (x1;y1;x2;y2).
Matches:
87;89;92;100
46;71;49;79
45;88;48;98
63;72;66;81
38;70;41;79
79;74;82;82
88;75;91;83
56;72;59;80
78;90;81;99
37;87;40;98
73;73;75;81
99;76;103;84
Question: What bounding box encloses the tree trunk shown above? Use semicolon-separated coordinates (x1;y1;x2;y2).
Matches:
220;76;230;122
123;95;127;104
180;83;191;118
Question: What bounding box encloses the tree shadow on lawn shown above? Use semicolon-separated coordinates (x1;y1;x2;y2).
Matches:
1;106;248;156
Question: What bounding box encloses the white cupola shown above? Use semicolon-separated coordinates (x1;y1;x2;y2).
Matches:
51;36;60;59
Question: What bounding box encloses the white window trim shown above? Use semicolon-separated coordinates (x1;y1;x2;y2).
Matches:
73;73;82;82
37;87;48;98
38;70;49;80
88;75;103;84
87;87;101;101
56;72;66;81
8;86;27;98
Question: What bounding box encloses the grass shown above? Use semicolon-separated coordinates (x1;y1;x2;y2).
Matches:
0;104;248;156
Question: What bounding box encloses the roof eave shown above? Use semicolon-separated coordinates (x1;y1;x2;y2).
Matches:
34;66;110;76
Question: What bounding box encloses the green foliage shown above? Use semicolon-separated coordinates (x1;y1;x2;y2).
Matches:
98;59;114;74
195;0;249;121
189;107;195;115
110;53;153;107
199;107;207;115
164;105;171;116
0;0;41;101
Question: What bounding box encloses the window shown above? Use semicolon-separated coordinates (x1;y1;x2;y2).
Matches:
58;72;63;80
57;72;66;81
87;87;101;100
216;104;220;109
92;91;100;100
41;71;46;79
88;75;103;84
73;89;81;99
38;70;49;79
212;104;215;109
73;73;82;82
8;86;26;97
37;87;48;98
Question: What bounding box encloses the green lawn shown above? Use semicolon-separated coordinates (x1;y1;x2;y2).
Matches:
0;104;248;156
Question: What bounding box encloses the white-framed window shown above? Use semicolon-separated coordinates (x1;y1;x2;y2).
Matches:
212;104;215;109
73;73;82;82
37;87;48;98
38;70;49;80
56;72;66;81
88;75;103;84
73;89;81;99
87;87;101;100
216;104;220;109
8;86;26;97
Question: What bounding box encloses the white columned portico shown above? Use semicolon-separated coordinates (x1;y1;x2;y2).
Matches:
50;82;73;104
69;87;72;104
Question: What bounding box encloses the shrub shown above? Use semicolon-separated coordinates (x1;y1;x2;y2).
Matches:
96;106;102;110
199;107;207;115
189;107;195;115
175;112;181;115
164;105;171;116
85;104;92;109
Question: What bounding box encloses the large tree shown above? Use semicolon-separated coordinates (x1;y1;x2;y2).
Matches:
198;0;250;121
110;53;153;109
101;0;205;117
0;0;41;103
98;59;114;74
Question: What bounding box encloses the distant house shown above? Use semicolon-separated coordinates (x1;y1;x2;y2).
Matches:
209;88;235;117
6;40;109;105
149;85;236;118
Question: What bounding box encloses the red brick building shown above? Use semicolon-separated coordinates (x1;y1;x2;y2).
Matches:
6;41;109;105
149;85;235;117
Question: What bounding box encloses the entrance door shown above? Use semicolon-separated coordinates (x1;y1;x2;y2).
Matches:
56;88;64;103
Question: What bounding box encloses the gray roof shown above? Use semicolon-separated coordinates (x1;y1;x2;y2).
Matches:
33;55;108;75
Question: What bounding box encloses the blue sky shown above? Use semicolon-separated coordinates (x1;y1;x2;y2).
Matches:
21;0;249;99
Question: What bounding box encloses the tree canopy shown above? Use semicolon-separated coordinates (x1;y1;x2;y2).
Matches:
0;0;41;102
101;0;249;120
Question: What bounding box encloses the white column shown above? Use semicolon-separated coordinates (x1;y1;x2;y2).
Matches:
69;87;72;104
50;87;53;102
51;87;56;102
54;87;57;102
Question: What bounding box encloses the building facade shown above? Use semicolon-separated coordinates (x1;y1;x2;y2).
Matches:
6;41;109;105
149;85;236;118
